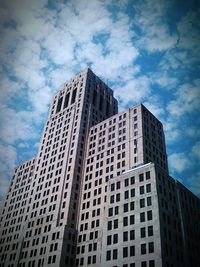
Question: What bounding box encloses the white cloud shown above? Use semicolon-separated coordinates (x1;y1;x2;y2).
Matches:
134;0;177;52
168;152;191;173
143;96;165;119
167;79;200;117
115;76;151;108
151;71;178;90
192;142;200;160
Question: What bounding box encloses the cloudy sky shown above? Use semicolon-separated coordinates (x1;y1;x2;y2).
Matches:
0;0;200;205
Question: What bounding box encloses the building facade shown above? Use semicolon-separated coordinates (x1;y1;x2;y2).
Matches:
0;69;199;267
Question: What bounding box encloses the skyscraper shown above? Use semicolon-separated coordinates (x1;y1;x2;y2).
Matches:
0;69;199;267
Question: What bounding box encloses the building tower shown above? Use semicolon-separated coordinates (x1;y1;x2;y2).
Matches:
0;69;199;267
0;68;118;267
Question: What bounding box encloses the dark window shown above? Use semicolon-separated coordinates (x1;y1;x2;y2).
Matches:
114;219;118;229
124;203;128;212
147;210;153;220
140;198;145;208
123;247;128;258
149;260;155;267
113;234;118;244
141;262;147;267
140;212;145;222
107;235;111;245
130;176;135;184
123;217;128;226
130;246;135;256
146;183;151;193
71;89;77;104
116;181;120;189
116;193;120;202
106;250;111;261
64;93;70;109
113;249;118;260
108;208;113;217
148;242;154;253
130;215;134;225
141;244;146;254
123;231;128;241
124;178;129;187
141;227;146;238
131;188;135;197
147;197;152;206
108;221;112;230
130;230;135;240
139;173;144;182
146;171;150;180
124;191;129;199
56;97;63;113
130;201;135;210
148;226;153;236
140;186;144;195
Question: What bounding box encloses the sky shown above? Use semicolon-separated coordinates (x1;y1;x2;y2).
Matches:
0;0;200;205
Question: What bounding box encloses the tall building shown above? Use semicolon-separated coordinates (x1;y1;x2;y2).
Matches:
0;69;199;267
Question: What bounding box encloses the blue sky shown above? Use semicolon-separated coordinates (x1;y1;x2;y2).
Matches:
0;0;200;205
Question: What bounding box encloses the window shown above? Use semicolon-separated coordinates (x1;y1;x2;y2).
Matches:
116;181;120;189
130;215;134;225
146;171;150;180
146;184;151;193
148;242;154;253
140;199;145;208
123;217;128;226
139;173;144;182
141;244;146;254
113;249;118;260
140;212;145;222
111;184;115;191
130;176;135;184
123;247;128;258
106;250;111;261
108;208;113;217
124;191;129;199
149;260;155;267
148;226;153;236
147;197;152;206
56;97;63;113
124;203;128;212
113;234;118;244
131;189;135;197
64;93;70;109
114;219;118;229
147;210;153;220
140;186;144;195
130;246;135;256
107;235;111;245
116;193;120;202
71;88;77;104
130;201;135;210
124;178;129;187
141;262;147;267
123;231;128;241
140;227;146;238
115;206;119;215
130;230;135;240
110;195;114;203
108;221;112;230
